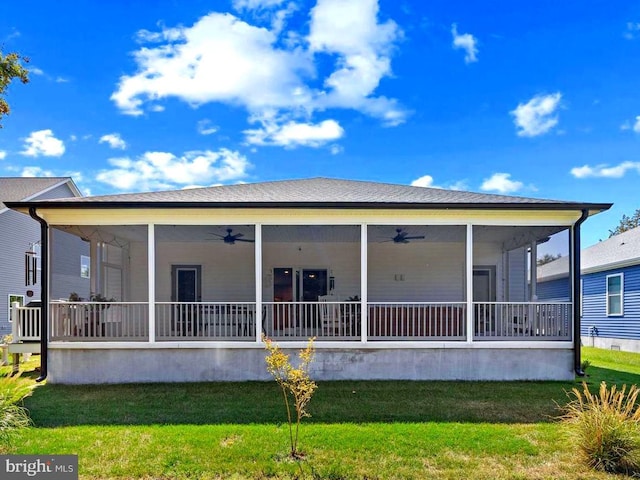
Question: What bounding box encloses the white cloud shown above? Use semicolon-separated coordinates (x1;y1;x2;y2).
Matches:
245;117;344;147
233;0;287;10
411;175;469;190
451;24;478;63
20;166;56;177
96;149;251;192
624;22;640;40
0;150;6;160
634;116;640;133
411;175;435;188
21;129;65;157
480;173;524;193
329;144;343;155
55;77;70;83
510;93;562;137
308;0;406;125
111;1;406;141
570;161;640;179
99;133;127;150
30;67;45;76
197;119;219;135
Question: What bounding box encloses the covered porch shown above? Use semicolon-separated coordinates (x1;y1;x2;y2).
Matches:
47;222;573;345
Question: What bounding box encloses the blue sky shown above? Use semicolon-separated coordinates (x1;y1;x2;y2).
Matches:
1;0;639;248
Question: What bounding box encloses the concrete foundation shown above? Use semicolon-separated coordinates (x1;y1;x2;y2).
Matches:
582;335;640;354
48;346;574;384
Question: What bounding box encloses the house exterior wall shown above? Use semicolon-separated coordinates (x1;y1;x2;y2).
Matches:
50;229;90;301
581;265;640;352
0;209;41;337
0;181;82;336
537;276;570;302
369;241;465;302
47;345;574;384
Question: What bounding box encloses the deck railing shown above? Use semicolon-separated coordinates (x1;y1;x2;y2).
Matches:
11;303;41;342
367;302;467;340
263;301;361;340
473;302;571;340
44;300;572;342
155;302;256;341
50;302;149;341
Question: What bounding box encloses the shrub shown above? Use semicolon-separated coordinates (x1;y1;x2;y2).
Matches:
0;370;35;447
561;381;640;474
263;335;317;458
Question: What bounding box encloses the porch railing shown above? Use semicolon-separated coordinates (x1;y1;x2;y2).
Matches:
263;301;361;340
50;302;149;341
45;300;573;342
473;302;571;340
11;303;41;342
367;302;467;340
155;302;256;341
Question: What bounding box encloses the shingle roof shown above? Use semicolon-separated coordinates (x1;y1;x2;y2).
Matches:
0;177;73;210
7;177;611;211
581;226;640;272
537;226;640;279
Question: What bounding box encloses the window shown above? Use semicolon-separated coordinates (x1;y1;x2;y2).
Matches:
606;274;623;316
7;294;24;323
80;255;90;278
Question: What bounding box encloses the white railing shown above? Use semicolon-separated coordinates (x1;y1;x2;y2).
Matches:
11;302;41;342
50;302;149;341
155;302;256;340
473;302;571;340
367;302;466;340
263;301;361;340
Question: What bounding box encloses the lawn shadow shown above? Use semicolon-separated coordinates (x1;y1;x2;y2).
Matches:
26;380;576;428
581;365;640;387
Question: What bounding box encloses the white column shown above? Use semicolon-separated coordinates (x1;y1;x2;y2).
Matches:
148;224;155;343
90;239;98;295
255;224;263;343
466;224;474;343
530;240;538;301
360;224;368;344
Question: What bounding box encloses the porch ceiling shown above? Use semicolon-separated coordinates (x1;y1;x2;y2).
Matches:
54;224;567;249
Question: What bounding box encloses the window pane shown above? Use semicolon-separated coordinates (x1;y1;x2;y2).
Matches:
609;296;622;315
608;276;621;294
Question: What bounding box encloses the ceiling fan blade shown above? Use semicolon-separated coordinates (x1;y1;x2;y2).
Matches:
208;233;226;239
403;235;425;240
234;238;255;242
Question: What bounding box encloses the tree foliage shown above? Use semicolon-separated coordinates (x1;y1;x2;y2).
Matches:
0;49;29;128
537;253;561;266
609;209;640;238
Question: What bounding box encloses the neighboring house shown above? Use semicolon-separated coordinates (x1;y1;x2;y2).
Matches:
538;226;640;352
0;177;89;338
6;177;611;384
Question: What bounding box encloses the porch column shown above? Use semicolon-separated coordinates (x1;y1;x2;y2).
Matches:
148;223;155;343
255;223;262;343
90;239;99;294
360;224;368;344
529;240;538;301
466;224;474;343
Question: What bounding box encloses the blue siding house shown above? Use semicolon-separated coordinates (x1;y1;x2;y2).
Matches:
538;226;640;352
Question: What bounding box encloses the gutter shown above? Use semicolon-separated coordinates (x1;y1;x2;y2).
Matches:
28;207;48;382
573;209;589;377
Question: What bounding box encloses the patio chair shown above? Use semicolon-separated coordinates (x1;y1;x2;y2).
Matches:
319;295;340;337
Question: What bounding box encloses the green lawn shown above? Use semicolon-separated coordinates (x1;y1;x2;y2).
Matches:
5;347;639;479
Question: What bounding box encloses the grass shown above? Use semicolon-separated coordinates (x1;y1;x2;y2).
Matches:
4;348;640;479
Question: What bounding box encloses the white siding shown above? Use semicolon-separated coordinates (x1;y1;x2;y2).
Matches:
369;241;465;301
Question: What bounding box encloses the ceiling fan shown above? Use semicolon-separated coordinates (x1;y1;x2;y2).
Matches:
209;228;255;245
383;228;426;244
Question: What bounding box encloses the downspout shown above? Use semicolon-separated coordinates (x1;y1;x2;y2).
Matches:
28;207;48;382
573;209;589;377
